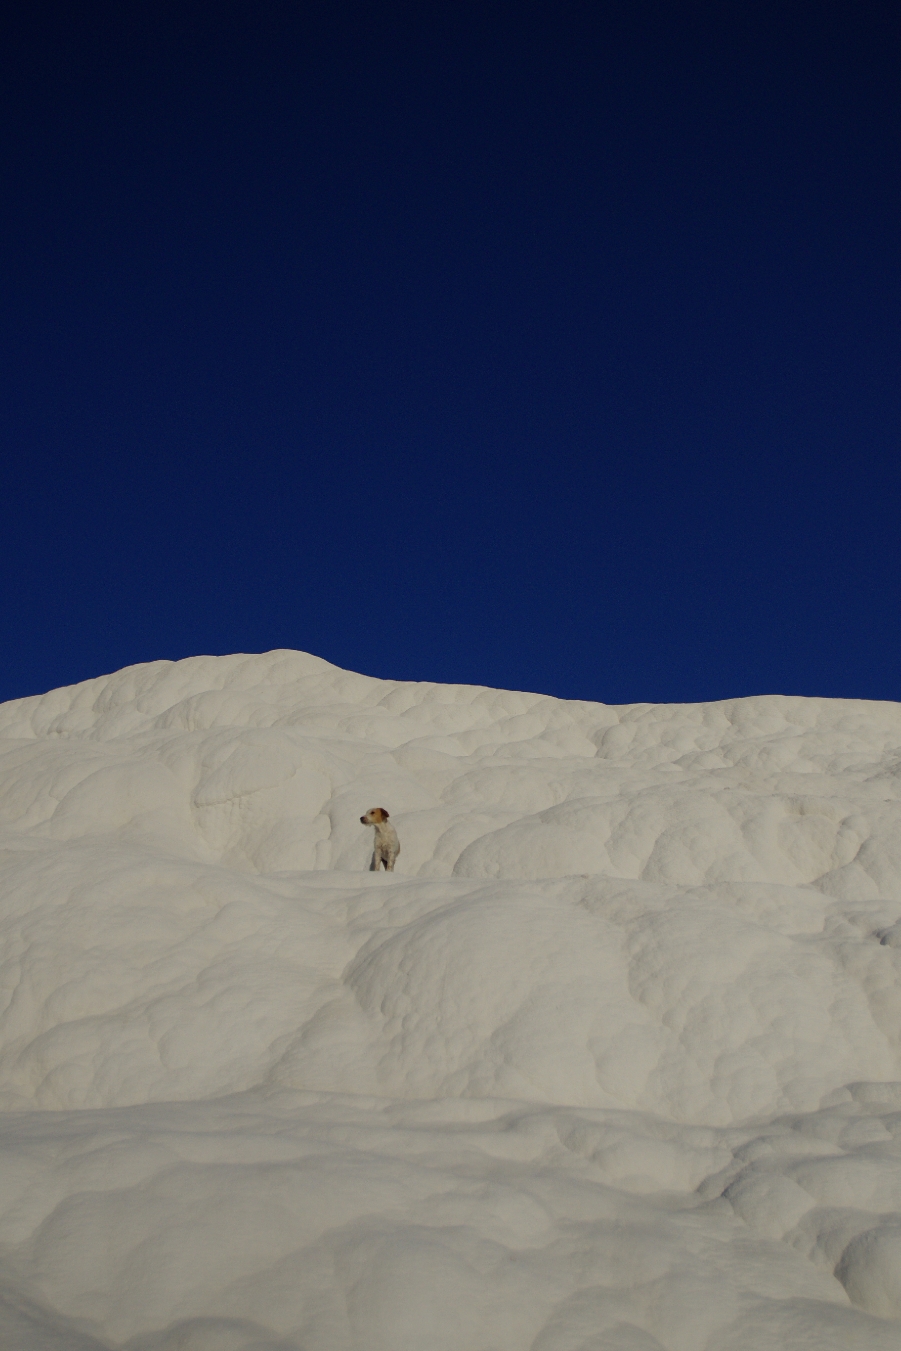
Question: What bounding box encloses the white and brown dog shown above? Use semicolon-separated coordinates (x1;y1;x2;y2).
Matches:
360;807;400;872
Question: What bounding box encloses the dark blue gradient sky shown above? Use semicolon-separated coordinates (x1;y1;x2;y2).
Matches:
3;2;899;705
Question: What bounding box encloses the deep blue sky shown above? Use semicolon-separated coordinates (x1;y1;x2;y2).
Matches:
3;2;899;706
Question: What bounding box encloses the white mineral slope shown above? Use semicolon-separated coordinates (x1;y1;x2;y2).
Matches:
0;652;900;1349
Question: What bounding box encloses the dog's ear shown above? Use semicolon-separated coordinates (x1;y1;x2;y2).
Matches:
378;808;389;819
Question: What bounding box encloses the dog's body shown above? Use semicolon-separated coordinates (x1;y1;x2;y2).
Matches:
360;807;400;871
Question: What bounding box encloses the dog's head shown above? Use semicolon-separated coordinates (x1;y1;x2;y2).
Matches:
360;807;390;826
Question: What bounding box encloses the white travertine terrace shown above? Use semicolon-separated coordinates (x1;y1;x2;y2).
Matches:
0;650;899;1348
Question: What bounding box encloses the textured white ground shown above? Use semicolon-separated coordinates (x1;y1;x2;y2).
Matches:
1;651;900;1350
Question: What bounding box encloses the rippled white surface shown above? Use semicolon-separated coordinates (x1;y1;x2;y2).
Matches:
0;650;899;1348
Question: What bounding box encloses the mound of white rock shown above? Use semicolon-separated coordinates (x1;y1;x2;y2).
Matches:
0;651;899;1348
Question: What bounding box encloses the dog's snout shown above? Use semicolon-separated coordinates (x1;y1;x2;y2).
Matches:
360;815;366;824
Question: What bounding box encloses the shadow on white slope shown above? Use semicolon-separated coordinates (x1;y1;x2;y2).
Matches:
0;650;899;1348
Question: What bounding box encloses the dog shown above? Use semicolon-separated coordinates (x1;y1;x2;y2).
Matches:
360;807;400;872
